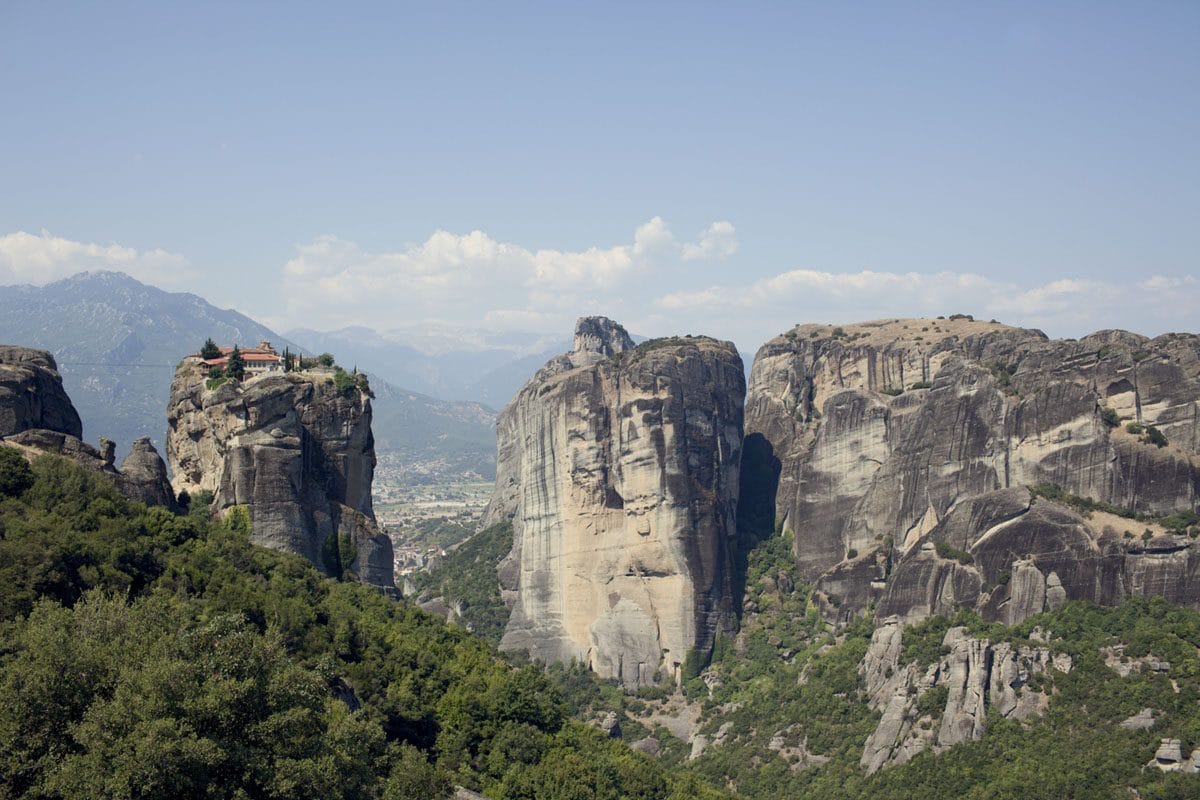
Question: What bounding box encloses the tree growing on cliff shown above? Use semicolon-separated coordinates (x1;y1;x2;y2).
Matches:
200;338;221;359
226;345;245;381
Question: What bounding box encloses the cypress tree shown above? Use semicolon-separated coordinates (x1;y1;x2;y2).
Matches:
227;345;245;381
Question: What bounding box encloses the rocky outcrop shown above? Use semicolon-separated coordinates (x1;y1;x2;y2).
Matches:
0;346;82;438
744;318;1200;625
1148;739;1200;773
1;345;176;510
487;317;744;687
116;436;178;508
859;617;1071;773
166;359;393;588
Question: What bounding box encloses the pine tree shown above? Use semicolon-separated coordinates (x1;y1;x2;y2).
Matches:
200;338;221;359
227;345;245;381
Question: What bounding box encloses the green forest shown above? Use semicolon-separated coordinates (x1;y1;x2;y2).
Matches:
4;444;1200;799
0;446;727;800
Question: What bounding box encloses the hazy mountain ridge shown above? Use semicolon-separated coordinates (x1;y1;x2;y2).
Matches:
0;271;289;457
285;324;568;407
0;272;497;474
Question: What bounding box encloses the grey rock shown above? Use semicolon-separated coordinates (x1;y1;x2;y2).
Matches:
1152;738;1185;770
599;711;621;738
490;318;744;687
98;437;116;466
1119;708;1158;730
631;736;662;757
166;360;394;588
116;437;179;511
859;619;1069;773
745;319;1200;627
4;427;177;511
0;346;82;438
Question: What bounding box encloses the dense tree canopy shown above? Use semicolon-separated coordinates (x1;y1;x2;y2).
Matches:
0;453;728;800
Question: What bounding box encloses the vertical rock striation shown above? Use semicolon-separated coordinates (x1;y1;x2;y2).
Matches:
486;318;744;687
745;318;1200;625
166;359;394;588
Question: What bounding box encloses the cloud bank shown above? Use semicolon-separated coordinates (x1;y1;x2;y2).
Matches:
1;224;1194;353
278;217;739;333
0;230;194;289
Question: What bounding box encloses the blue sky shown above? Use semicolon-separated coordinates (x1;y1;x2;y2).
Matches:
1;1;1197;350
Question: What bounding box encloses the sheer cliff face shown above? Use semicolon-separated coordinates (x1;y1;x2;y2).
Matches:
166;360;394;588
488;318;744;687
0;346;83;439
745;318;1200;624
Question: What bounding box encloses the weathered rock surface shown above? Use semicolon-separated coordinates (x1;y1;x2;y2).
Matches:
1148;738;1200;773
486;317;744;687
1;346;177;510
0;346;82;438
744;318;1200;625
859;617;1071;773
166;359;393;587
116;436;178;508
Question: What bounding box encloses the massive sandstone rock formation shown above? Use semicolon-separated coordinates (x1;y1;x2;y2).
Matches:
1;345;176;510
484;317;745;686
744;317;1200;625
166;359;394;588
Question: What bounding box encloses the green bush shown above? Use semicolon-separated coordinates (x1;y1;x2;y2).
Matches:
915;685;949;719
0;445;34;497
933;540;974;564
1146;425;1168;448
1099;406;1120;428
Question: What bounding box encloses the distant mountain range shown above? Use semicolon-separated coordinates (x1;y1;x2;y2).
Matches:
0;271;498;475
284;325;568;407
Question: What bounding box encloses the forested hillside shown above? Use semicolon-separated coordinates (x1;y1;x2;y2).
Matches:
0;446;728;800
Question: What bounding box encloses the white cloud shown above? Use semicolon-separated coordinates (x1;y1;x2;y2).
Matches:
279;218;738;331
1140;275;1197;291
682;221;737;261
0;230;193;288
